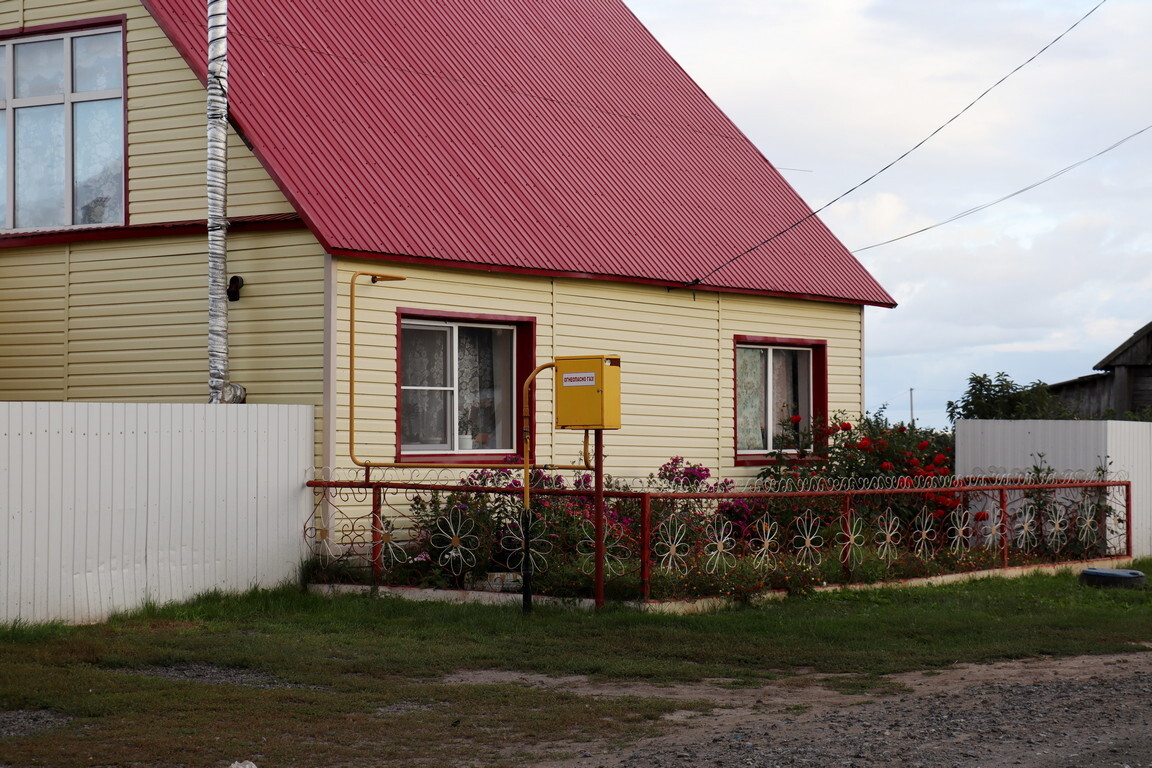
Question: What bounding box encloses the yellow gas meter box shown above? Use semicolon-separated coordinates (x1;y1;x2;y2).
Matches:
554;355;621;430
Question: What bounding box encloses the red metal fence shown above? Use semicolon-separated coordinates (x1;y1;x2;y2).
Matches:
307;469;1130;604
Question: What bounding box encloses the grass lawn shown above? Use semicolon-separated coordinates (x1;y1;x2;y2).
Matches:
3;561;1151;767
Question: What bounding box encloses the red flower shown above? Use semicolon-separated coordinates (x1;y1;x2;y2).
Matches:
974;511;991;522
880;461;894;471
858;437;873;450
896;477;913;488
790;414;803;424
908;458;920;467
934;453;947;465
897;425;907;433
839;422;853;431
917;440;931;451
932;508;948;519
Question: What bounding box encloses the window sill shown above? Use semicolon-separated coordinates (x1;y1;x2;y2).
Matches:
395;452;520;466
734;453;826;467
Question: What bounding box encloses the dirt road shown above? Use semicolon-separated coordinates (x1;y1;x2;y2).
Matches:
458;652;1152;767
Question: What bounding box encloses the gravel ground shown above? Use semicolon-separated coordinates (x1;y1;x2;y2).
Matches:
516;652;1152;768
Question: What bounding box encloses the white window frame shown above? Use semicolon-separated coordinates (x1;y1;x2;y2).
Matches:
400;318;517;454
736;343;815;454
0;26;125;231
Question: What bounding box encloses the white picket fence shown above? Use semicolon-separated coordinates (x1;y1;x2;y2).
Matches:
956;419;1152;558
2;402;314;624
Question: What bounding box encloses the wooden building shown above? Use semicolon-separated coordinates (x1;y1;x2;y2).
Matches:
1049;322;1152;419
0;0;893;480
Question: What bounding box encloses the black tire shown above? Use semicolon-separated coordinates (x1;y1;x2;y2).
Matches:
1078;568;1146;589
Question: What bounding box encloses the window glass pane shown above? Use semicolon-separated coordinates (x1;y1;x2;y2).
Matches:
457;326;513;451
15;39;64;98
73;98;123;224
15;105;65;228
401;326;450;387
401;389;451;450
73;32;122;92
1;48;7;100
771;349;812;447
736;347;768;451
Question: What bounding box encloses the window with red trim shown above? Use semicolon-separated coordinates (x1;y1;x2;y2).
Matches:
734;336;827;461
0;25;125;230
397;311;534;460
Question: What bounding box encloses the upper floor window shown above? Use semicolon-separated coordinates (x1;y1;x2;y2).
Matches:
735;336;827;458
0;27;124;230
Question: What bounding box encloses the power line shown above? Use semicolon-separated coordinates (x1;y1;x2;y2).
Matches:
853;122;1152;253
684;0;1109;288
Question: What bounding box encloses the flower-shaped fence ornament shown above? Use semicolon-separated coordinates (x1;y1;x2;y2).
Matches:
791;512;825;567
430;513;480;576
576;519;631;576
1043;504;1071;552
911;509;937;559
749;518;782;572
873;511;902;563
1012;503;1039;551
653;518;691;575
836;513;866;569
1076;500;1100;547
703;518;737;574
947;507;974;555
499;516;553;574
375;518;409;571
969;506;998;547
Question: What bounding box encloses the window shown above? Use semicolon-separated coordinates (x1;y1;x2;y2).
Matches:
0;27;124;230
735;337;827;457
400;317;521;454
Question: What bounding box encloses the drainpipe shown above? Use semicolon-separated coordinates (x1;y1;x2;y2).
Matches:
207;0;245;403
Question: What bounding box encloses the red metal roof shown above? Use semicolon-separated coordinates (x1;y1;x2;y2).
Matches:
141;0;895;307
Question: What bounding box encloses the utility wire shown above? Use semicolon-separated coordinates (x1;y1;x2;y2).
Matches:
853;121;1152;252
684;0;1109;288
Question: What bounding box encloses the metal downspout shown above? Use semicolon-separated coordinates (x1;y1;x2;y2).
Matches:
207;0;245;403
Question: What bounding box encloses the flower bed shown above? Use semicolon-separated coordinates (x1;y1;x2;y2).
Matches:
307;459;1129;601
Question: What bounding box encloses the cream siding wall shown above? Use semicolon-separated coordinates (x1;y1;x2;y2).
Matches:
0;230;325;409
334;260;865;482
0;247;67;399
2;2;320;450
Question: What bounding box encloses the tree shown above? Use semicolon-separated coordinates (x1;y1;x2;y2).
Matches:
946;372;1069;423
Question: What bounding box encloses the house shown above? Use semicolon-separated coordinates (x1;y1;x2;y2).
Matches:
1049;322;1152;418
0;0;894;481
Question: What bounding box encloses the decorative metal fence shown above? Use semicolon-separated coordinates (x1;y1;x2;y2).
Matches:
306;467;1130;603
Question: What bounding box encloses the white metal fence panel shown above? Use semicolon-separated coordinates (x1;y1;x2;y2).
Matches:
2;402;313;624
956;419;1152;557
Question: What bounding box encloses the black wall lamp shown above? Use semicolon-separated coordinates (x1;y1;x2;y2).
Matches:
227;275;244;301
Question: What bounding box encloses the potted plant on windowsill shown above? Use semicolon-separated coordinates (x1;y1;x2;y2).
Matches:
458;413;476;451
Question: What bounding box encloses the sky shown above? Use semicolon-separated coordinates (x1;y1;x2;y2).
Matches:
624;0;1152;429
